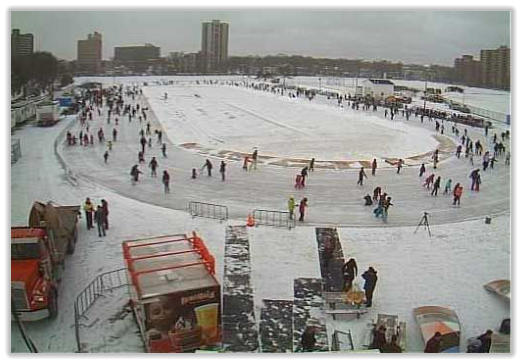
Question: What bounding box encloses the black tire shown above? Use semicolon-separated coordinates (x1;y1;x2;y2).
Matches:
66;227;78;255
48;288;58;320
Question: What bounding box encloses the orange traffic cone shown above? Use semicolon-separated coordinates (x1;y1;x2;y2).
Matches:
246;214;255;227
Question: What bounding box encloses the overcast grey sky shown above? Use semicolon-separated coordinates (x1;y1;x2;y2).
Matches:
10;10;510;65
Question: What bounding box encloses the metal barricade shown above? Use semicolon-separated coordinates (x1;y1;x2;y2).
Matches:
188;201;228;222
74;268;128;352
252;209;296;229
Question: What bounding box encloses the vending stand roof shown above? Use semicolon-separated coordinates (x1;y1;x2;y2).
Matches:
123;233;217;300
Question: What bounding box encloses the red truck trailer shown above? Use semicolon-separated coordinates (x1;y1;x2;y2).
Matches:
11;201;80;321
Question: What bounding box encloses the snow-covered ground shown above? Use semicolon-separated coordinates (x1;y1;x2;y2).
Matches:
144;84;439;160
10;75;511;353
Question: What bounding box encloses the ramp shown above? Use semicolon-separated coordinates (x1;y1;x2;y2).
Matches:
259;299;293;353
292;278;328;352
222;226;259;352
316;227;345;292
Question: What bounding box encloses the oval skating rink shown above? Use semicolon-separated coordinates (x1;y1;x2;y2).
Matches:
60;78;510;227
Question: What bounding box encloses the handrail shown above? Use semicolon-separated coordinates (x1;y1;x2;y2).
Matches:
188;201;228;222
252;209;296;229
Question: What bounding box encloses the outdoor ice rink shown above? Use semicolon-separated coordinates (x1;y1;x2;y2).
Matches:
61;77;510;227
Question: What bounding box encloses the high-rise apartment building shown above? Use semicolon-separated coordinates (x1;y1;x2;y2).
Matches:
11;29;34;57
454;55;482;87
480;46;510;90
77;32;102;75
201;20;229;72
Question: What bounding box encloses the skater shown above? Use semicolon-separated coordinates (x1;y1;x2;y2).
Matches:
373;186;382;203
382;196;393;222
107;140;113;151
192;168;197;179
294;174;303;189
148;138;152;148
371;159;377;176
243;156;250;171
220;161;226;181
83;197;95;230
423;173;435;189
251;148;258;170
138;151;145;164
288;196;296;220
162;170;170;193
130;164;142;185
113;128;117;142
101;199;109;230
431;176;441;196
94;205;106;238
424;332;442;353
309;158;315;172
456;145;462;159
362;267;378;307
157;130;163;144
357;167;367;186
505;151;510;165
342;258;358;291
396;159;404;174
298;197;308;222
443;178;452;195
161;143;167;158
140;136;147;154
149;157;158;177
453;183;463;206
470;169;480;191
103;150;109;163
482;154;489;171
146;122;151;135
202;159;213;177
489;157;497;170
301;326;317;352
364;194;373;205
419;163;426;177
475;173;482;192
300;166;308;187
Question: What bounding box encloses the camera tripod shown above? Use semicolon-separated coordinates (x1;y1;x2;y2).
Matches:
414;212;432;237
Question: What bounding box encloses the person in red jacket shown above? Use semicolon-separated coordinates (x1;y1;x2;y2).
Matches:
298;198;308;222
424;332;442;353
453;183;463;206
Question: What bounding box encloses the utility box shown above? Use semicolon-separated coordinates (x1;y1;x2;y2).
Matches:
123;232;221;353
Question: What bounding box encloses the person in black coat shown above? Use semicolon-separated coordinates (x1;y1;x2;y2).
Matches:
362;267;378;307
477;330;493;353
342;258;358;291
94;205;106;237
301;326;316;352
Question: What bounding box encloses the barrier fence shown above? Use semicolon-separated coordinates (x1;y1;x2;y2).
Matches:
188;201;228;222
74;268;128;352
252;209;296;229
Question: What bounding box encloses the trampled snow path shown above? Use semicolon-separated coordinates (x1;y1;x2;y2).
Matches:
58;83;510;227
